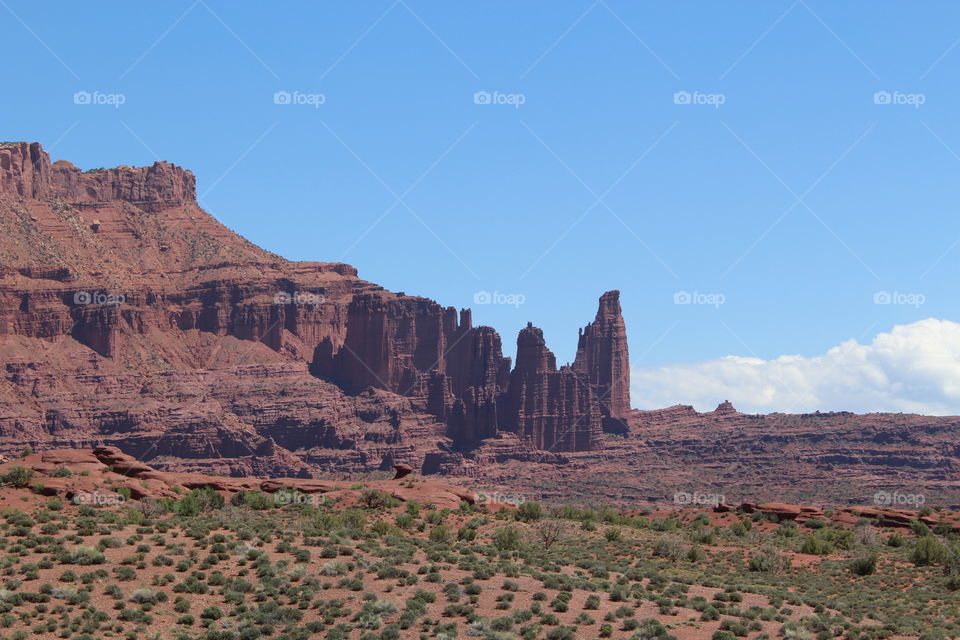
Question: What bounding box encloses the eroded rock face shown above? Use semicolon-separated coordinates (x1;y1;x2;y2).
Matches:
0;142;627;479
500;324;603;452
573;290;630;422
309;285;627;454
0;142;195;210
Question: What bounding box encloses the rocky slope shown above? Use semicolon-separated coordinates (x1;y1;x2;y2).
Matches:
473;401;960;508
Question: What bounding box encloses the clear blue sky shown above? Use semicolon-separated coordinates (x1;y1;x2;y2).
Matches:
4;1;960;411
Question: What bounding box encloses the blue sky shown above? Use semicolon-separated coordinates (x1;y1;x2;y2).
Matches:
4;1;960;412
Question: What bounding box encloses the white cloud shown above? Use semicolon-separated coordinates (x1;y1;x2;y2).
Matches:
631;318;960;415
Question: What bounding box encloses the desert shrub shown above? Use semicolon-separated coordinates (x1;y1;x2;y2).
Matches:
691;526;716;544
546;626;576;640
429;525;451;543
130;588;161;604
913;536;947;566
535;520;566;549
687;544;706;562
1;467;34;488
231;491;273;510
849;554;878;576
855;525;879;546
749;547;789;574
320;561;349;577
631;618;675;639
493;525;523;551
63;546;106;565
360;490;399;509
800;536;833;555
517;502;544;522
653;535;686;561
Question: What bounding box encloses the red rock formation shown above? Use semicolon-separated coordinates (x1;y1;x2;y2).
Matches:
713;400;737;415
501;323;603;452
0;446;481;510
4;141;960;510
1;142;195;210
0;142;620;481
573;290;631;430
393;463;414;479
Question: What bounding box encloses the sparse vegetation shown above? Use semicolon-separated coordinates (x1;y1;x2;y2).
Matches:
0;464;953;639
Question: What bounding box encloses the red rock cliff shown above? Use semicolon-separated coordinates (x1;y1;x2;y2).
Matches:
0;142;628;478
573;290;631;429
501;323;604;452
1;141;195;211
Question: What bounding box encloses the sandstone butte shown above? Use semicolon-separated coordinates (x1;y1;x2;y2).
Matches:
1;141;959;508
0;142;629;476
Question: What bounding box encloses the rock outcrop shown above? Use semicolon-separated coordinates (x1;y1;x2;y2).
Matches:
310;283;625;454
1;142;195;210
0;447;480;510
572;290;630;431
0;142;627;480
500;323;603;452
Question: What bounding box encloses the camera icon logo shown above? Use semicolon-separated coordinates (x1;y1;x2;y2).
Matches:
873;91;892;105
873;291;891;304
673;91;692;105
274;91;292;105
673;290;692;304
73;91;91;105
73;291;92;305
473;290;492;304
473;91;492;105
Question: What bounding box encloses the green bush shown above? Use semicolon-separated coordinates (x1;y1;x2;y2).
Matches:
800;536;833;555
492;525;523;551
517;502;544;522
231;490;274;510
912;536;947;566
1;467;34;488
849;554;878;576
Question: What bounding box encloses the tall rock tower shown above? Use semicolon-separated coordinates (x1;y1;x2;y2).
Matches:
573;290;631;429
501;323;603;452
